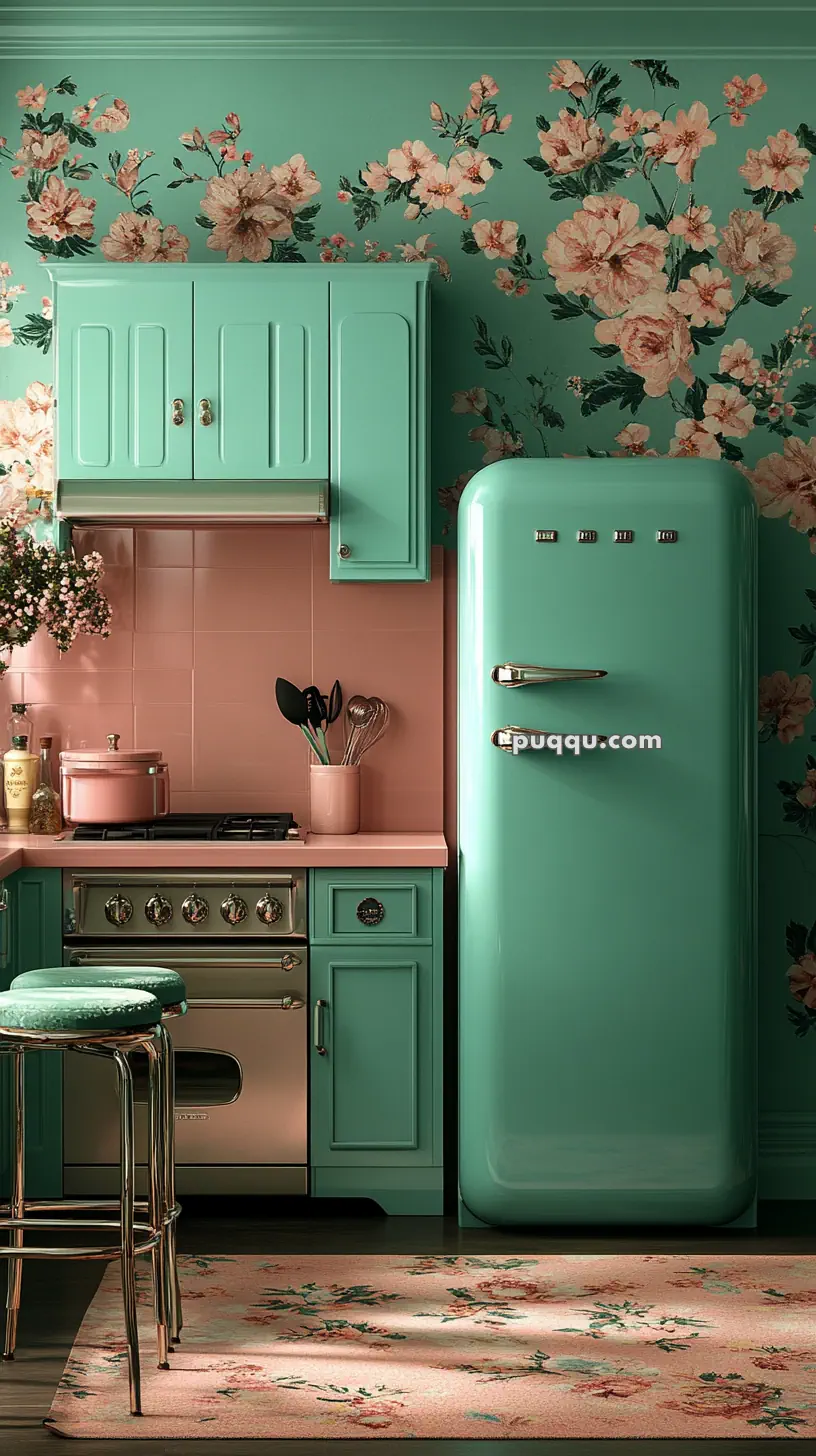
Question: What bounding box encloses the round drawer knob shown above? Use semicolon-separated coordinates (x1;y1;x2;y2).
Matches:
104;892;133;927
356;896;385;926
181;892;209;925
256;892;283;925
220;892;248;926
337;543;352;560
145;893;173;927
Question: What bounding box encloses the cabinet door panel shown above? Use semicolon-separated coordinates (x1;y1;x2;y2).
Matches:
310;946;434;1166
194;276;328;479
331;274;429;581
55;277;193;480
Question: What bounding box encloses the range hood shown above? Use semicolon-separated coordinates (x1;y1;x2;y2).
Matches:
57;478;329;526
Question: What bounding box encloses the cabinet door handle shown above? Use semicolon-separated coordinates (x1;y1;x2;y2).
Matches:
199;398;213;427
171;398;184;426
313;998;328;1056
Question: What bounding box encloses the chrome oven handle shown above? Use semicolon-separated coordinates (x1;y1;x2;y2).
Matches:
492;663;607;687
67;952;303;971
187;997;304;1010
313;998;328;1056
71;880;88;935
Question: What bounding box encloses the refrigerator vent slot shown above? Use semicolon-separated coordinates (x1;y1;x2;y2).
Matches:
614;529;635;543
534;529;558;542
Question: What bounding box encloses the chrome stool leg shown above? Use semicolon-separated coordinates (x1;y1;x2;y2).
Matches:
113;1049;141;1417
160;1025;182;1343
146;1035;169;1370
3;1049;24;1360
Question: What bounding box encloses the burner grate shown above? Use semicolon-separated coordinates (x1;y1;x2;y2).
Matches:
70;813;298;842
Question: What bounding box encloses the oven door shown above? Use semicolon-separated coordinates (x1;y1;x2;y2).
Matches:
62;945;307;1194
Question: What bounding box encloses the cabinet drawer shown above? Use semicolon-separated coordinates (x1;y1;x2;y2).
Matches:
310;869;433;942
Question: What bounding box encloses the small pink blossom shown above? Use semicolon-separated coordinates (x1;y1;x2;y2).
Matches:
430;102;444;123
386;139;438;184
669;419;722;458
614;423;658;456
16;84;48;110
464;75;499;118
472;218;519;260
337;189;352;203
0;321;13;348
673;264;734;327
451;388;488;415
789;953;816;1007
92;98;130;133
548;59;588;99
749;436;816;540
538;109;606;175
643;102;716;182
610;104;661;142
739;129;810;193
702;383;756;438
469;423;524;464
268;153;320;211
493;268;527;296
719;338;758;384
9;166;26;179
724;74;767;126
667;203;717;252
361;160;390;193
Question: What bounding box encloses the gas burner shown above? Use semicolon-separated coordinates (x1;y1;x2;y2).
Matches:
70;813;301;843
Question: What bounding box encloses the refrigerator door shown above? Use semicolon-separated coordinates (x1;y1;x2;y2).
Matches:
458;458;756;1225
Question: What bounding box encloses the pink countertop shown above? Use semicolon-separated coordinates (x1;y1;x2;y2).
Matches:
0;831;448;878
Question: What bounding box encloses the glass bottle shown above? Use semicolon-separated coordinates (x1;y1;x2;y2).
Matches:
7;703;32;749
3;734;38;832
29;736;62;836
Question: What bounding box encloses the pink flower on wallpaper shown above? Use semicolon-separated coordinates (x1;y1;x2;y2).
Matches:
702;383;755;438
0;396;50;467
543;194;668;317
749;436;816;542
673;264;734;327
739;129;810;193
468;423;524;464
493;267;528;295
100;212;189;262
787;953;816;1006
464;74;500;118
15;127;69;172
723;73;767;126
24;380;53;417
610;104;661;142
0;320;13;348
666;203;717;252
111;147;149;197
451;387;488;415
759;670;814;743
548;59;589;100
594;286;694;398
538;109;606;175
25;175;96;242
438;470;475;517
268;153;321;211
413;162;471;215
360;160;390;193
386;140;438;184
200;165;293;261
717;209;795;288
614;423;658;456
91;98;130;133
668;419;722;458
719;338;759;384
472;219;518;259
643;102;716;182
449;148;494;194
16;83;48;110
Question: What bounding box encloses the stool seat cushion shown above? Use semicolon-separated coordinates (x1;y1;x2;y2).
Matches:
0;986;162;1033
13;966;187;1012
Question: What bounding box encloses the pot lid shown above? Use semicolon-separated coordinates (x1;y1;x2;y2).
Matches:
60;733;163;766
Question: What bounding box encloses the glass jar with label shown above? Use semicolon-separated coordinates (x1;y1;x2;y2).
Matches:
29;736;62;836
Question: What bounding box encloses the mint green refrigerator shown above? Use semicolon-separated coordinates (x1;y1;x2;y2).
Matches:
458;458;756;1226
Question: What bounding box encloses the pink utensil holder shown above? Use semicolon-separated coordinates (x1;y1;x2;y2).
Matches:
309;764;360;835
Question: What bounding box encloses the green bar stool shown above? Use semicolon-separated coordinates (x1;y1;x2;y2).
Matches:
0;986;165;1417
10;966;187;1348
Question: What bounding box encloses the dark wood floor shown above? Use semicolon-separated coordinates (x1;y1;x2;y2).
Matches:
1;1198;814;1453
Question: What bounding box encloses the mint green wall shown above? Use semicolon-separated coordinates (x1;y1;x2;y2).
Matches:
2;37;816;1188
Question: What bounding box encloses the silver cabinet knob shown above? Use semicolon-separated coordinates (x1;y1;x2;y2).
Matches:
337;543;351;560
220;892;248;925
145;893;173;927
104;892;133;927
181;892;209;925
256;892;283;925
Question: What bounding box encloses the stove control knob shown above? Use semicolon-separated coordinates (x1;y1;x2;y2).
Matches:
145;893;173;927
220;892;248;926
256;892;283;925
181;892;209;925
104;892;133;927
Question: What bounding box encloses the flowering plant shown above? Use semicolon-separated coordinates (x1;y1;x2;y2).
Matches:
0;517;112;673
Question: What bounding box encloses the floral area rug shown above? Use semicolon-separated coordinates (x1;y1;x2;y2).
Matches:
46;1253;816;1438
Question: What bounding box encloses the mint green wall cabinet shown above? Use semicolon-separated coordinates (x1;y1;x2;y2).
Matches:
309;868;443;1214
51;271;193;480
330;270;430;582
193;273;329;481
0;869;63;1200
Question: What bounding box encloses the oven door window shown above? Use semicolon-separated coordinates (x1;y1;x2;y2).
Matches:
129;1049;242;1107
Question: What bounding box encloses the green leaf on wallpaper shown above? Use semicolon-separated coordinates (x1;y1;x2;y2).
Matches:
684;377;707;419
743;185;802;209
535;115;549;132
788;622;816;665
53;76;77;95
690;323;727;352
787;1005;816;1038
630;59;680;90
545;292;585;321
460;229;480;255
644;209;670;229
351;193;380;231
64;121;95;149
486;157;503;170
26;233;95;258
524;155;551;173
791;382;816;413
749;286;791;308
580;368;645;417
805;919;816;955
796;122;816;155
11;313;52;354
720;439;744;462
676;247;712;280
591;343;619;358
195;213;215;230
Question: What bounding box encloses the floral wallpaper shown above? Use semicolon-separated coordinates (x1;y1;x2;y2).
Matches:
1;54;816;1142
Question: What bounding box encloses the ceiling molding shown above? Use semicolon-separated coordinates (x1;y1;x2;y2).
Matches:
2;5;816;61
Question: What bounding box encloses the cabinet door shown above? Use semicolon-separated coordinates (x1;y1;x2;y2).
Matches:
55;275;193;480
330;272;429;581
310;945;437;1166
193;274;329;480
0;869;63;1199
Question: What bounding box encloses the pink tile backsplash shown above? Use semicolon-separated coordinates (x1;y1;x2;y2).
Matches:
0;526;445;831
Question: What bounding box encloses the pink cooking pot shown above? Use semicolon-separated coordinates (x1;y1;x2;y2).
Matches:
60;733;170;825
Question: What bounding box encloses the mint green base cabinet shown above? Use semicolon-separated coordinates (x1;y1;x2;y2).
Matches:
0;869;63;1200
330;270;430;582
309;869;443;1214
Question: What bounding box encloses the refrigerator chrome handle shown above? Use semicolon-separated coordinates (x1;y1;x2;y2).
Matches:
492;663;607;687
491;726;609;752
